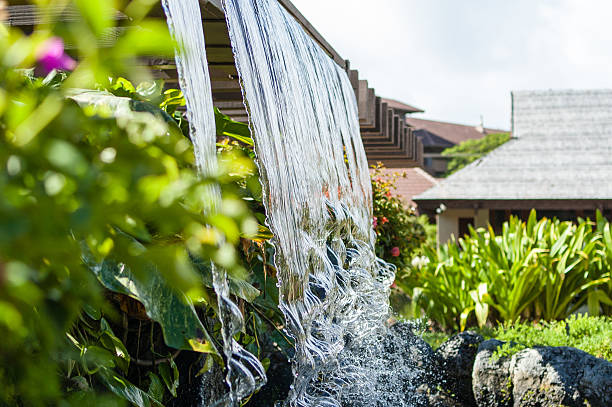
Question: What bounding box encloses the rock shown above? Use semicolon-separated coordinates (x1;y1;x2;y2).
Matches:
168;351;226;407
386;322;442;385
416;384;468;407
341;322;440;407
436;331;483;406
247;351;292;407
472;339;514;407
510;346;612;407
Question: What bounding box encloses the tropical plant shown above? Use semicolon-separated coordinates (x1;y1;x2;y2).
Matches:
441;132;510;176
0;2;286;406
399;211;612;331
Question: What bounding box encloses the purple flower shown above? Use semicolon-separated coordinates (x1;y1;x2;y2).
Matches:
37;37;76;74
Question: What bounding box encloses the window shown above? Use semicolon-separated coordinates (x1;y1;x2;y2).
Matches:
458;217;474;237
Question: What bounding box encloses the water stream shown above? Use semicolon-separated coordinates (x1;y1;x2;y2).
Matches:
223;0;396;405
162;1;266;405
162;0;407;404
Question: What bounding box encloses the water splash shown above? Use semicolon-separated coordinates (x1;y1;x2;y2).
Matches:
223;0;396;405
161;1;265;405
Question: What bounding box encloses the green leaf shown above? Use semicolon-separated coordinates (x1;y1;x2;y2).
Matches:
587;290;612;316
74;0;114;37
98;370;163;407
147;372;165;403
82;346;115;374
229;275;260;302
158;358;179;398
83;241;218;355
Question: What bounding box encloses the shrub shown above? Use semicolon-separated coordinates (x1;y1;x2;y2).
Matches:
371;164;430;269
491;315;612;361
421;315;612;362
441;132;510;177
399;211;612;331
0;3;285;405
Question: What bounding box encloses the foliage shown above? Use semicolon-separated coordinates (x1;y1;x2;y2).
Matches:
420;315;612;362
441;132;510;177
371;163;430;270
0;2;286;406
490;314;612;361
398;211;612;331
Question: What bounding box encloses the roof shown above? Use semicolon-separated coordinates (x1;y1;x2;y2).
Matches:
381;98;424;114
406;117;508;146
414;89;612;204
372;167;438;207
412;129;455;149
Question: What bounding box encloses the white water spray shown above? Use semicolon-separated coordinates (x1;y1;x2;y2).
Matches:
162;1;266;405
223;0;396;405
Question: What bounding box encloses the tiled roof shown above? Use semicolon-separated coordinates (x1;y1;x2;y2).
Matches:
372;167;438;207
415;89;612;202
406;117;508;146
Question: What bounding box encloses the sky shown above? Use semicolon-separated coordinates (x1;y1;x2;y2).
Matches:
290;0;612;130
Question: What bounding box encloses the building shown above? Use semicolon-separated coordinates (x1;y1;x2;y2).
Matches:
414;89;612;244
406;117;508;177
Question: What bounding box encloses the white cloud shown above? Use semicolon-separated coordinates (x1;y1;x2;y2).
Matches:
290;0;612;129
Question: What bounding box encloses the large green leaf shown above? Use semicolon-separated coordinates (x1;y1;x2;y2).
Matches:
98;369;163;407
83;242;217;355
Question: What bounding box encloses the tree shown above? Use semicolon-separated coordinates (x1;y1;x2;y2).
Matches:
442;132;510;177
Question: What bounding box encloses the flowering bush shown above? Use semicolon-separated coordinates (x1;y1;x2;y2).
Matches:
371;164;429;270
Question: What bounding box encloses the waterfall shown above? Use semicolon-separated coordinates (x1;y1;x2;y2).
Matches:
223;0;396;405
162;1;266;405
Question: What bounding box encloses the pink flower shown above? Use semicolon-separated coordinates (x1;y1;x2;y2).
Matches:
37;37;77;74
390;247;400;257
372;217;378;228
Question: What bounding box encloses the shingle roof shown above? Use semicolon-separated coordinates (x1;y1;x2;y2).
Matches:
414;89;612;202
406;117;507;146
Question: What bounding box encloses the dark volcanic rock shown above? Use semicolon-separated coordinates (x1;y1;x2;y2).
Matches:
340;322;439;407
416;384;468;407
509;346;612;407
247;351;293;407
436;331;483;406
168;351;226;407
386;322;442;386
471;340;514;407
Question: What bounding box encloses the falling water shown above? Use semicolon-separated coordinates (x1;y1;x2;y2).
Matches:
162;1;265;405
223;0;397;405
